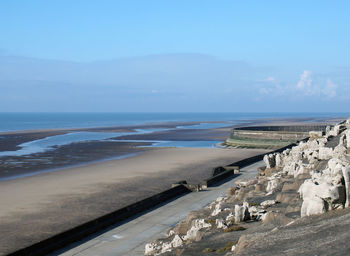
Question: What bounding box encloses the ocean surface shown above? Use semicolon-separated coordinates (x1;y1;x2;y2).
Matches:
0;112;348;157
0;112;348;132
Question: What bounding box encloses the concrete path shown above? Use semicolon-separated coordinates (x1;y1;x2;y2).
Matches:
57;161;264;256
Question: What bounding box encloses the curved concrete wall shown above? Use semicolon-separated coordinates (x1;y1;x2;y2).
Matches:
234;125;328;132
231;130;308;140
231;125;327;141
226;125;328;148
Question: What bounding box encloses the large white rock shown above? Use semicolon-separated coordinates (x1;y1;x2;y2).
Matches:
248;205;266;221
346;118;350;127
275;153;283;167
339;134;346;146
263;154;276;169
307;140;320;151
160;242;172;254
283;161;298;176
215;218;227;229
319;147;334;160
145;242;162;255
299;179;326;217
299;170;345;217
234;202;250;222
171;235;183;248
317;137;327;147
211;202;223;216
294;165;307;178
301;196;326;217
327;158;344;177
266;178;279;195
226;212;235;223
342;167;350;207
182;219;211;241
345;130;350;148
329;125;341;136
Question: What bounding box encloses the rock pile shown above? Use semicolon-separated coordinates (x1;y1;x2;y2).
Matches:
145;119;350;255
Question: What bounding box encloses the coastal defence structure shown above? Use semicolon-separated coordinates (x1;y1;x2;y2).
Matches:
225;125;328;149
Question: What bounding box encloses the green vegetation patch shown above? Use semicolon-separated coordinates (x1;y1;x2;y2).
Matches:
202;241;238;254
206;218;217;225
216;241;238;253
248;202;260;206
225;137;292;149
224;225;246;232
203;247;216;253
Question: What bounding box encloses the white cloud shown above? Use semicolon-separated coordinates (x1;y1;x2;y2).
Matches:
295;70;337;98
296;70;312;89
259;71;339;100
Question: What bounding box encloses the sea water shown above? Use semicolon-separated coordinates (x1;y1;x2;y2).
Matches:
0;112;347;132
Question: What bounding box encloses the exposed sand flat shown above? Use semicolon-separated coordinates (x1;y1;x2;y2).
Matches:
0;147;269;255
0;147;268;218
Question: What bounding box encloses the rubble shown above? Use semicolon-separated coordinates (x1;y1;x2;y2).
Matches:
145;119;350;255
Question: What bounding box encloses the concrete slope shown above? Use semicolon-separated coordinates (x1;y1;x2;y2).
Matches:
55;161;264;256
236;207;350;256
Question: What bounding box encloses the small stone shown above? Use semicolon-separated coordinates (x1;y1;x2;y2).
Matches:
260;199;277;207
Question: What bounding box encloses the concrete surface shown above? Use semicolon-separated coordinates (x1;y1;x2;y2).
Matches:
55;161;264;256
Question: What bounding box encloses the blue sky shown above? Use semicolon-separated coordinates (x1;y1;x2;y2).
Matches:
0;1;349;112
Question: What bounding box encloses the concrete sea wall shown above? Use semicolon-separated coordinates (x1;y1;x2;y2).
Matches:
226;125;327;149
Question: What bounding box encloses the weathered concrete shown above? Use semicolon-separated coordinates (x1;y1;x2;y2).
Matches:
226;125;327;149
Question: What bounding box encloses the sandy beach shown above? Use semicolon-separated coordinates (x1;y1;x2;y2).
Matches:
0;147;269;255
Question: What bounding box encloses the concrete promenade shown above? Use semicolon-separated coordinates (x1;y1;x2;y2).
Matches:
57;161;264;256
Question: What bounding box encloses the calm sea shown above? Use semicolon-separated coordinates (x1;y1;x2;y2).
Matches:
0;112;348;132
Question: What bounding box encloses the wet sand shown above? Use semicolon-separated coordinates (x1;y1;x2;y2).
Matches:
0;147;269;255
0;121;202;151
0;141;152;180
0;121;231;180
